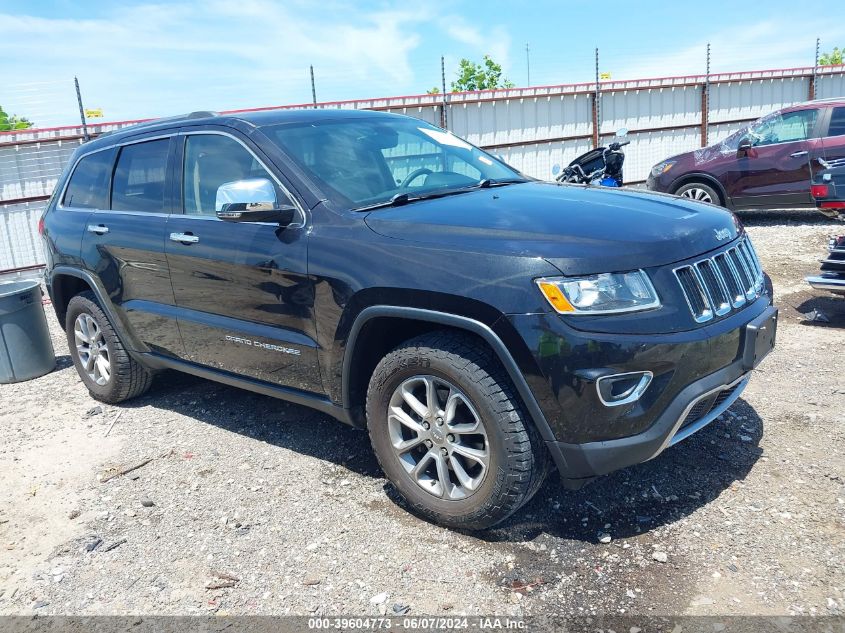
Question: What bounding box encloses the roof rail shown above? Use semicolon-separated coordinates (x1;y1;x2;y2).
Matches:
114;111;220;133
186;111;219;119
806;96;845;104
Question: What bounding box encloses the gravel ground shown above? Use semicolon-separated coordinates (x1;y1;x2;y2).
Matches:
0;209;843;618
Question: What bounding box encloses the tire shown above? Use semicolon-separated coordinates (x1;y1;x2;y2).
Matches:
675;181;722;206
366;330;549;530
65;291;153;403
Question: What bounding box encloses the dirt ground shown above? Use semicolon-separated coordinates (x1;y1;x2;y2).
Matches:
0;210;843;618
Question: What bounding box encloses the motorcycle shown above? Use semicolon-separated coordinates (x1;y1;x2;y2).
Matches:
555;128;630;187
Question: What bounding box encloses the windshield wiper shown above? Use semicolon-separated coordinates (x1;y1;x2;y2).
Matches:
482;177;527;187
353;178;527;211
353;193;412;211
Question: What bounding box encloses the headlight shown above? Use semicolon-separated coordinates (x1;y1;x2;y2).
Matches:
650;160;676;178
536;271;660;315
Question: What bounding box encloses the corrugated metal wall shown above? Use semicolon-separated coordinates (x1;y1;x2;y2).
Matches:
2;65;844;273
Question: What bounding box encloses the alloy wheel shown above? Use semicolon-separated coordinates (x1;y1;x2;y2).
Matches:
387;375;490;500
680;187;714;203
74;313;111;386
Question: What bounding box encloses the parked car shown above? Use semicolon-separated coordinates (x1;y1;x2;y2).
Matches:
41;109;777;529
647;98;845;209
806;235;845;296
810;157;845;221
807;161;845;295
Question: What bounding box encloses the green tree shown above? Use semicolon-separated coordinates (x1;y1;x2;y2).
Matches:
426;86;441;94
450;55;514;92
0;105;33;131
819;47;843;65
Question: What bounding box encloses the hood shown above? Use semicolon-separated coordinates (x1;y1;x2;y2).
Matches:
667;130;744;169
364;182;741;276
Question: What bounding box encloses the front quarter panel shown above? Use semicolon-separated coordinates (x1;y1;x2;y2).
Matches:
306;202;560;404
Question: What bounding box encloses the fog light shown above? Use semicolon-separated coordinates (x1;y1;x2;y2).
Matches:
596;371;653;407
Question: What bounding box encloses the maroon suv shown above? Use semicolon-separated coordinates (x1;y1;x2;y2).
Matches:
647;99;845;209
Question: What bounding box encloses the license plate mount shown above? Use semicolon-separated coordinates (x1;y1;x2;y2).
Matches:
742;306;778;370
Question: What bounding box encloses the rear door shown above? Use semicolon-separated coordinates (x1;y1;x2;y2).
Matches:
819;105;845;165
164;128;322;394
53;148;114;269
80;135;185;357
728;108;822;208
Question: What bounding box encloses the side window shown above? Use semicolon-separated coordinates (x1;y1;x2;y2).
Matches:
828;107;845;137
749;109;818;146
62;149;114;209
111;139;170;212
183;134;288;216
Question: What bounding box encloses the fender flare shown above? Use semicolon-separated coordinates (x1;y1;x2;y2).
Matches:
49;265;146;353
342;305;559;449
669;172;731;209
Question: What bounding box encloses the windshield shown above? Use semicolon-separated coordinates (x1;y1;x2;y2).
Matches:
262;117;524;208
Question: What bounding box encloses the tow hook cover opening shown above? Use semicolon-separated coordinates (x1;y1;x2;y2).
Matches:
596;371;653;407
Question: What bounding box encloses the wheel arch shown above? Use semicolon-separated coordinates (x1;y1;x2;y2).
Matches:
669;172;730;208
342;306;560;453
48;266;145;352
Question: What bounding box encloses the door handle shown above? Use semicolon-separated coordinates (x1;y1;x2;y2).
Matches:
169;232;199;244
87;224;109;235
790;150;808;158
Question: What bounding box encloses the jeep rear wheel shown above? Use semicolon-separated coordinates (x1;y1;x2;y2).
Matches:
366;331;548;530
65;291;153;403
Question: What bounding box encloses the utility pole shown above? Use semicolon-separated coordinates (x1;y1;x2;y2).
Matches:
810;37;820;100
440;55;448;130
74;76;89;142
310;65;317;108
526;42;531;86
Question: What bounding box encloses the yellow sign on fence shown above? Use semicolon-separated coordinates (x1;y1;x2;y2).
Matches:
85;108;103;119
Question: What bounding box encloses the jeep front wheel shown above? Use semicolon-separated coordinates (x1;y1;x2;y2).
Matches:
366;331;547;530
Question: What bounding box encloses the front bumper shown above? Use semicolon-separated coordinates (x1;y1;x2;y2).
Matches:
552;361;749;485
506;298;776;486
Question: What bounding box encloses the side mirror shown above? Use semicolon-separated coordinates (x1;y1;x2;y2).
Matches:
737;137;753;153
615;127;629;138
215;178;296;224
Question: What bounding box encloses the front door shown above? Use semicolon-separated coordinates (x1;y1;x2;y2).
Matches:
80;136;185;358
165;130;322;394
727;108;821;208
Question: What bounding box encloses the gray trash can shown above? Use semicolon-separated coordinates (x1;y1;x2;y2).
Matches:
0;280;56;383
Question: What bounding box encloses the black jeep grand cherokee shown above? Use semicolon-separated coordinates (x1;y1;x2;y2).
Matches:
41;109;777;529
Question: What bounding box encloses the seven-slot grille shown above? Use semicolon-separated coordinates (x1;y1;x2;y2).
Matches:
674;236;764;323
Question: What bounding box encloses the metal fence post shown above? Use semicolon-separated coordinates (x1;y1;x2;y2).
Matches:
809;37;820;100
701;43;710;147
440;56;448;130
74;76;89;142
310;65;318;108
592;48;600;147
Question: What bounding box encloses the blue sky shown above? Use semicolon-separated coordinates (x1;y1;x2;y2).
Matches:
2;0;845;126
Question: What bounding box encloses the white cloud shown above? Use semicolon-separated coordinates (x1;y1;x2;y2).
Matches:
607;20;845;80
0;2;434;124
438;14;511;67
